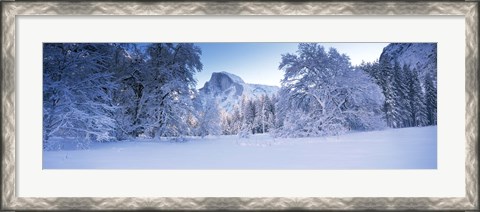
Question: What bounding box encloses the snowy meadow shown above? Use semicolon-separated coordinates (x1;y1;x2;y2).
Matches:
43;43;437;169
44;126;436;169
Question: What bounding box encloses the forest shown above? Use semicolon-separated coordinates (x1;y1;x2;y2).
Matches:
43;43;437;150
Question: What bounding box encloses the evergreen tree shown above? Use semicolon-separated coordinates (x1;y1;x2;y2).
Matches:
408;68;428;126
359;60;381;85
220;110;233;135
424;72;437;125
357;49;437;129
244;99;257;134
392;62;412;128
238;96;255;137
379;57;398;128
231;106;243;134
263;95;276;133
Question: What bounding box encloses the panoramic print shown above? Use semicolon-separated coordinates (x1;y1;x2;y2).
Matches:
42;43;437;169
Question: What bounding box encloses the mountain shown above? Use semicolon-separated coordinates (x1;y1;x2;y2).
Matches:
199;71;279;113
379;43;437;84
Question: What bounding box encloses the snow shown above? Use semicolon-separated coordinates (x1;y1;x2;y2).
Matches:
43;126;437;169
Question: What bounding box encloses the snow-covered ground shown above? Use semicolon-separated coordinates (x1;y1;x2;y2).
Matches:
43;126;436;169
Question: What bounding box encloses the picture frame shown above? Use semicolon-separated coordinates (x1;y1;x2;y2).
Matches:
1;1;478;210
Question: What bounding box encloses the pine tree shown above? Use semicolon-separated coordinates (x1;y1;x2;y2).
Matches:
393;63;413;128
408;68;428;126
424;72;437;125
263;94;276;133
358;60;381;86
358;48;436;129
379;57;398;128
231;106;243;134
244;99;257;134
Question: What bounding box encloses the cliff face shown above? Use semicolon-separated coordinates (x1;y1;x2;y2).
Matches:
380;43;437;84
200;72;245;97
199;71;279;112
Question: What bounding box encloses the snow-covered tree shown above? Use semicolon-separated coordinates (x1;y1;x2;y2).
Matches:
274;90;288;132
220;111;233;135
43;43;118;149
262;94;276;133
424;72;437;125
408;68;429;127
343;68;387;131
377;57;400;128
359;60;381;85
356;48;437;129
196;95;222;137
276;43;385;137
243;99;258;134
237;96;251;137
231;106;244;134
109;44;147;140
220;105;243;135
136;43;203;138
253;97;264;133
391;62;412;128
43;43;206;149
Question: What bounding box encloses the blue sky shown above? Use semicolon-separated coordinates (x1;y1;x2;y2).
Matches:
194;43;389;89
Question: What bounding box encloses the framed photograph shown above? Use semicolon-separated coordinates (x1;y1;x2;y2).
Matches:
2;1;478;210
